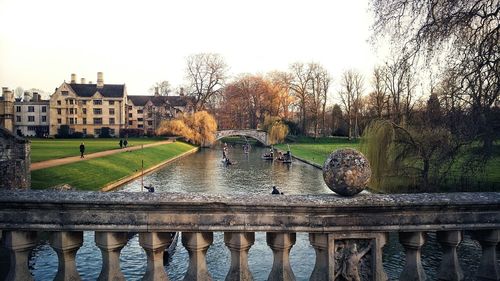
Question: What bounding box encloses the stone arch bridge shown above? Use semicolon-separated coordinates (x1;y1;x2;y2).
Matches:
215;130;269;146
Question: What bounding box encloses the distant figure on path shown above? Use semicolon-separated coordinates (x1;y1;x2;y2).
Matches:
79;142;85;158
271;186;281;195
124;139;128;148
119;139;123;149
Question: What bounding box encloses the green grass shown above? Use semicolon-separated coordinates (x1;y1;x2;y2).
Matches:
30;138;164;162
275;137;360;166
31;142;196;191
277;136;500;192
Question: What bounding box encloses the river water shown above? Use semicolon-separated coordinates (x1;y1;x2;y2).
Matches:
29;145;483;280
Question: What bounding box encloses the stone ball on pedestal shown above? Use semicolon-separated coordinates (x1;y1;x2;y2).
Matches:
322;148;371;196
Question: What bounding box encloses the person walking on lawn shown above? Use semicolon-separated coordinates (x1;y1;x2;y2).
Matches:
119;139;123;149
124;139;128;148
79;142;85;158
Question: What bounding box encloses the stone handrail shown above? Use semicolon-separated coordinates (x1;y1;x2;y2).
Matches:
1;190;500;280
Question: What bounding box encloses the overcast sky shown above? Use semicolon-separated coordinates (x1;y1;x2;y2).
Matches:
0;0;387;97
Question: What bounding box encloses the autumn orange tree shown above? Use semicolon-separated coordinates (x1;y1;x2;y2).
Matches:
157;111;217;146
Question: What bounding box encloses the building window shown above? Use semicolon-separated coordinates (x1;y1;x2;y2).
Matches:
28;116;35;122
128;121;133;125
69;99;74;105
109;101;115;105
82;100;87;105
138;124;144;128
83;128;87;134
109;118;115;125
57;108;61;115
138;118;143;122
93;100;102;105
42;106;47;112
148;113;152;118
61;91;68;96
83;118;87;124
28;126;36;131
42;116;47;122
69;108;74;114
69;118;74;125
128;113;132;118
128;106;133;110
137;109;143;114
28;106;35;112
109;108;115;115
94;128;101;135
83;108;87;114
93;108;102;115
16;106;21;112
16;116;21;122
57;118;62;124
93;118;102;125
75;108;78;114
147;121;153;126
57;100;61;105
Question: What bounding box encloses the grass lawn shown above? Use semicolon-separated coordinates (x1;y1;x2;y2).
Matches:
31;142;196;191
30;138;164;163
276;136;499;192
275;137;360;166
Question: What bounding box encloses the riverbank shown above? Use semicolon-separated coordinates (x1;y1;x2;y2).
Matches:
276;136;500;192
31;142;197;191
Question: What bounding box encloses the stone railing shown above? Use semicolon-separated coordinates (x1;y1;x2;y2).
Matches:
0;190;499;280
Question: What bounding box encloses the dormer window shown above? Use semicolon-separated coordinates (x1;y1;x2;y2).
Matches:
61;91;68;96
93;100;102;105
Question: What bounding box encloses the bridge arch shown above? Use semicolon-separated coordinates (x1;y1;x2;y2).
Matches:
215;130;269;146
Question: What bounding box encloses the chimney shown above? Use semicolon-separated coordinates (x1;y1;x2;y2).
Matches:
32;92;40;102
2;88;14;102
81;78;86;84
97;72;104;88
179;87;185;96
71;73;77;83
154;87;159;96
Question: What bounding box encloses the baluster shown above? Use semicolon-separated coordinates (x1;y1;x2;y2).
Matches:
309;233;334;281
399;232;426;281
266;232;296;281
49;231;83;281
436;231;464;281
95;232;128;281
2;230;37;281
474;229;500;281
224;232;255;281
139;232;175;281
182;232;213;281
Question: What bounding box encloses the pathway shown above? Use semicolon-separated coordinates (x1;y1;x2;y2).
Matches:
31;140;172;171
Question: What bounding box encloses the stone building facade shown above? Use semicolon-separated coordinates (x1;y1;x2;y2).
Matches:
49;73;127;136
127;92;194;135
14;92;50;137
0;88;14;132
0;126;30;189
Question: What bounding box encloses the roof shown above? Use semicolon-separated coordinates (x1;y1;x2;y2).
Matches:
68;83;125;98
128;95;192;107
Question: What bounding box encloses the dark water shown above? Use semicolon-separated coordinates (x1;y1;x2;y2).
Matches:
29;146;484;280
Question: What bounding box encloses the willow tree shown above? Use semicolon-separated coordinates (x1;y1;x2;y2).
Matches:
157;111;217;146
361;120;458;192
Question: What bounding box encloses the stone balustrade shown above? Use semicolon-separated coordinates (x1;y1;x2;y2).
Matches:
0;190;499;280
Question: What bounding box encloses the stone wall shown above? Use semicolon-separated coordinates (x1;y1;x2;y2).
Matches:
0;127;30;189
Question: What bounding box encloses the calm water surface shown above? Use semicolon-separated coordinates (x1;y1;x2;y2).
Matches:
29;145;482;280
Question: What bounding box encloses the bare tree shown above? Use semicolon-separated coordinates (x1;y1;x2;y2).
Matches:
339;70;364;140
371;0;500;154
289;62;313;134
185;53;228;112
267;71;295;120
368;67;388;118
150;81;172;96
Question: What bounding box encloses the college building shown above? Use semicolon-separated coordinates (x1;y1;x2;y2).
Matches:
14;92;50;137
49;72;127;136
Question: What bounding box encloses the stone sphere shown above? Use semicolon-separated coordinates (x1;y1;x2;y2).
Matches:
322;148;371;196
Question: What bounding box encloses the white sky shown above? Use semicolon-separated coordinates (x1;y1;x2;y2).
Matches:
0;0;387;98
